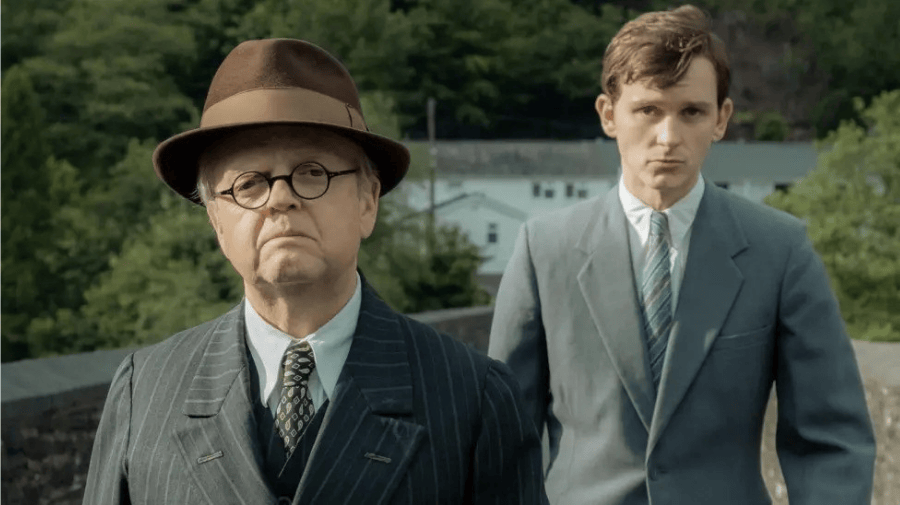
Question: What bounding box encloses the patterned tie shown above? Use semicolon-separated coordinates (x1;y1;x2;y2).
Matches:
276;339;316;453
641;211;673;391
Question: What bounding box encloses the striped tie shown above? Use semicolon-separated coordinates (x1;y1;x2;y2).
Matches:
641;211;673;391
276;339;316;453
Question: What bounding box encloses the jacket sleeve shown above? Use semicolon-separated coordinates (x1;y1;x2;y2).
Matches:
470;361;548;505
774;231;876;504
83;354;134;505
487;222;550;436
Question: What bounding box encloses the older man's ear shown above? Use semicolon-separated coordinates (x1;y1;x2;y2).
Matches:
359;177;380;240
205;201;226;247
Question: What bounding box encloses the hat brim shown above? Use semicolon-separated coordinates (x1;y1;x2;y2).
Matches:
152;120;410;205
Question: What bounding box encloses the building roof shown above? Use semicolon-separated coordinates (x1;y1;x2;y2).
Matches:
404;139;818;183
435;192;529;220
402;192;529;221
2;346;137;418
405;140;621;178
701;141;818;183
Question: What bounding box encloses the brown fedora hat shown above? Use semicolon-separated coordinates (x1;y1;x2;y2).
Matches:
152;38;410;204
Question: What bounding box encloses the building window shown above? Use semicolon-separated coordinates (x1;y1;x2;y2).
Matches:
487;223;498;244
532;182;541;197
544;188;554;198
775;183;791;193
566;183;574;198
577;189;588;198
715;181;729;189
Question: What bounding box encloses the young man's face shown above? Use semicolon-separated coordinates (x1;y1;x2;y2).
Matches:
596;56;733;208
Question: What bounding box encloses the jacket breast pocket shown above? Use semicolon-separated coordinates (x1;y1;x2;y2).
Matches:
712;324;773;351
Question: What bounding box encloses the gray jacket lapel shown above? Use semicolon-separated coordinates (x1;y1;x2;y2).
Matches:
577;187;655;431
173;302;275;504
295;284;425;504
648;182;748;451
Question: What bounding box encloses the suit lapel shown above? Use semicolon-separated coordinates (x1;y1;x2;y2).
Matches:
577;187;656;431
647;182;748;452
295;283;425;505
173;302;275;505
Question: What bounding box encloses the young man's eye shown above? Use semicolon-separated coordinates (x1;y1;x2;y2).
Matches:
684;107;704;116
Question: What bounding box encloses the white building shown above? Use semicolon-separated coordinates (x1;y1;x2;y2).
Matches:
399;139;817;277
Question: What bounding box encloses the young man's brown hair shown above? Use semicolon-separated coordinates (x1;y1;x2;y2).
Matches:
601;4;731;107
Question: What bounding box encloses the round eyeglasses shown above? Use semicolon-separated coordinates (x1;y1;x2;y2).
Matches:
215;162;358;209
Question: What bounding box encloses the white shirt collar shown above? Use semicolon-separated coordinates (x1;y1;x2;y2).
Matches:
617;174;705;248
243;273;362;408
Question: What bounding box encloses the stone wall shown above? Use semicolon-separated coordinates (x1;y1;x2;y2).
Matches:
760;382;899;505
2;388;106;504
2;308;897;504
410;305;494;352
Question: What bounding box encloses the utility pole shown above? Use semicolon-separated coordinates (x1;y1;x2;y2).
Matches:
427;97;437;256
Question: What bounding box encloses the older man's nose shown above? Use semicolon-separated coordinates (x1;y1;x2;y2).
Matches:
265;178;300;210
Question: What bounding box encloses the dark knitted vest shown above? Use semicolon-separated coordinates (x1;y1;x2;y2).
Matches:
248;346;330;498
256;396;330;497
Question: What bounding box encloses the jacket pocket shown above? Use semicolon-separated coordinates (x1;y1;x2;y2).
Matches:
712;324;773;351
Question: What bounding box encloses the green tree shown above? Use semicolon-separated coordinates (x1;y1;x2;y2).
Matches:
400;224;492;312
754;111;790;141
231;0;419;94
1;66;60;361
63;202;243;351
18;0;199;173
1;0;76;71
701;0;900;137
360;217;490;314
229;0;624;137
170;0;266;110
19;139;177;356
766;90;900;342
2;0;204;358
396;0;625;137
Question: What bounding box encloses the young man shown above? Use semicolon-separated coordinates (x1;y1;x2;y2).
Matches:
489;5;875;504
84;38;545;504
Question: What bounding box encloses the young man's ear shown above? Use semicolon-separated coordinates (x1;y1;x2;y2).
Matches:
713;97;735;141
595;94;618;139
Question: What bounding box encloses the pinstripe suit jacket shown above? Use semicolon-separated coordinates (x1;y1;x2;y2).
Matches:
83;282;546;504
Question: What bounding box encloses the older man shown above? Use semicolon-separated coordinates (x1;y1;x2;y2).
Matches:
488;5;875;505
84;39;545;505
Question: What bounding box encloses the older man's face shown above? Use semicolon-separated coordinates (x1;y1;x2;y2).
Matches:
202;125;379;295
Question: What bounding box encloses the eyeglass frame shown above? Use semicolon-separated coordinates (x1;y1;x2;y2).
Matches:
213;162;358;209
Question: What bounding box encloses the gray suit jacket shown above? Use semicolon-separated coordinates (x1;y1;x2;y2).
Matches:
84;282;546;504
488;182;875;504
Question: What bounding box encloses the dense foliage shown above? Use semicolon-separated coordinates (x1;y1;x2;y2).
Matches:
766;91;900;342
698;0;900;137
3;0;898;359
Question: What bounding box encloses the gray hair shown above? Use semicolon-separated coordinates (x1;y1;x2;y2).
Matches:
193;173;213;205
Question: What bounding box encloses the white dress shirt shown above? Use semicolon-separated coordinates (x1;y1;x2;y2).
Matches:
244;273;361;415
618;175;705;311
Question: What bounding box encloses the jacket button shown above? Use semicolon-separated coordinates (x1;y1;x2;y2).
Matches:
277;497;292;505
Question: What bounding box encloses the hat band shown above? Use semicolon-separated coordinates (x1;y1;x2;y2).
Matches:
200;87;368;131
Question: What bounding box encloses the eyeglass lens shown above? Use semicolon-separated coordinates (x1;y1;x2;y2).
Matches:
231;164;330;208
